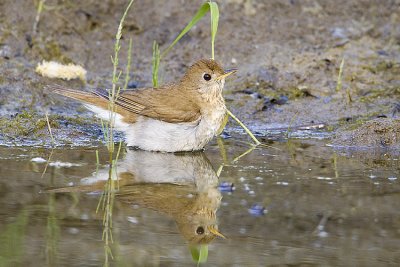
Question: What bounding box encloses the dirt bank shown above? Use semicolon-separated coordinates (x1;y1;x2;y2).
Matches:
0;0;399;146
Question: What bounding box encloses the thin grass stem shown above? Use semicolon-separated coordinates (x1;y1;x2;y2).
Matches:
45;112;55;146
152;41;160;87
40;149;54;179
226;109;260;145
123;38;133;90
336;57;345;92
33;0;46;34
286;111;299;139
232;145;256;163
96;1;135;264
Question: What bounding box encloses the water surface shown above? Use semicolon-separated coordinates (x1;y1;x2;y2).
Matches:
0;138;399;266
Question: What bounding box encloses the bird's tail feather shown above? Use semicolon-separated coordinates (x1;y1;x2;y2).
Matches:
46;84;110;110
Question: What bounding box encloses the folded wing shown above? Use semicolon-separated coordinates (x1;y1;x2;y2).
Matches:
47;85;201;124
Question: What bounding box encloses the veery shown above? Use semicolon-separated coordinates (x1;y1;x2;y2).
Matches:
48;59;236;152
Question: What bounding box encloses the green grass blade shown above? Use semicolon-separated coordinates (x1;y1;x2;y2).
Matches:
198;244;208;263
336;57;345;92
160;3;210;59
190;244;209;264
209;2;219;60
190;246;200;262
123;37;133;90
154;2;219;86
152;41;160;87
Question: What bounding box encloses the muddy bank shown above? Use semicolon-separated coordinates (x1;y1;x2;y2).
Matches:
0;0;399;147
332;117;400;150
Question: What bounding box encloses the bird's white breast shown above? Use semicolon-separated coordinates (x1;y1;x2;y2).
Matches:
84;103;226;152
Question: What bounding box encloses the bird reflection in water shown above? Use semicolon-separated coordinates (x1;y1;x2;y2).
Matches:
50;150;224;246
114;150;225;244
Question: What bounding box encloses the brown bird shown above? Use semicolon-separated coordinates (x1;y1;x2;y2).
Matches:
48;59;236;152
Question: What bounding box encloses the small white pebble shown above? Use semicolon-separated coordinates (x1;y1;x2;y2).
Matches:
255;177;263;181
239;177;246;182
231;57;237;64
248;190;255;195
80;214;89;220
388;177;397;181
317;177;332;180
68;228;79;235
31;157;47;163
68;182;74;186
318;231;329;238
86;191;101;196
49;161;83;168
239;228;246;234
276;182;289;186
127;216;138;224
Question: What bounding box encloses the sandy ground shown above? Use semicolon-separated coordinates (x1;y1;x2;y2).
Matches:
0;0;399;147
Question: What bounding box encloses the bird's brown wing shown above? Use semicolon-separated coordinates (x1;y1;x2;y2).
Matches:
47;85;201;124
117;86;201;123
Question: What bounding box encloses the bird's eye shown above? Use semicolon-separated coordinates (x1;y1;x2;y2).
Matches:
203;73;211;81
196;226;205;235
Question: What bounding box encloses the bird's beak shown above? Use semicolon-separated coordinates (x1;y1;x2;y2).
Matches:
207;225;226;239
216;69;237;81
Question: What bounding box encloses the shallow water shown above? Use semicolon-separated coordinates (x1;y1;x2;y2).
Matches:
0;138;399;266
